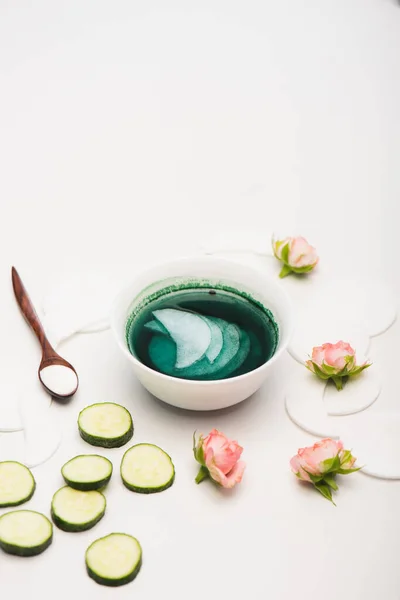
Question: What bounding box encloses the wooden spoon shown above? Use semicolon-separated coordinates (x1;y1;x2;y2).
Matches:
11;267;79;400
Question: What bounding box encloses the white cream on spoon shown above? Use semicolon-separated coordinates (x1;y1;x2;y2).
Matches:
39;365;78;398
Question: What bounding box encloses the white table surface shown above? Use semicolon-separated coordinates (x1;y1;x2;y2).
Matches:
1;1;400;598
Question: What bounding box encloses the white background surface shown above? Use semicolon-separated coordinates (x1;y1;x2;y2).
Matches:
1;1;400;598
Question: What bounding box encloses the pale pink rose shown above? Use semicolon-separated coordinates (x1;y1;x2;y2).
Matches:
272;235;319;277
196;429;246;489
290;438;343;482
309;341;356;373
306;341;371;390
288;236;319;269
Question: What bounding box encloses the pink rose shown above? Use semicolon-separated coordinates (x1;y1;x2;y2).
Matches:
272;235;319;278
290;438;343;482
290;439;359;503
310;341;355;372
194;429;246;489
306;341;371;390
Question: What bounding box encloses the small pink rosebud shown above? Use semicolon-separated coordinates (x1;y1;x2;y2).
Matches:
290;438;343;482
193;429;246;489
305;341;371;390
290;439;360;503
272;235;319;278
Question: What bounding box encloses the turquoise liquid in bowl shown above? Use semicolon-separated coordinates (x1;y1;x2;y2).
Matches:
126;285;279;381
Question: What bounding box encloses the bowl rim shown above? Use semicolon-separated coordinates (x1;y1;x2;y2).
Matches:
110;255;295;386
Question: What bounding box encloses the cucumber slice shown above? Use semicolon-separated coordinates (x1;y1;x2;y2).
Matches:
86;533;142;587
61;455;113;491
51;486;106;532
121;444;175;494
0;461;36;508
0;510;53;556
78;403;133;448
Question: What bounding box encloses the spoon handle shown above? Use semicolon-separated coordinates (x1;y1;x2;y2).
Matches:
11;267;55;355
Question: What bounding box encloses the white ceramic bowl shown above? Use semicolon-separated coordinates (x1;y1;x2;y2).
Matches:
110;256;294;411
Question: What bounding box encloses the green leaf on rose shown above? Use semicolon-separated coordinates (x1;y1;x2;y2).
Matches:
193;431;205;465
192;430;198;459
337;357;353;374
320;363;338;375
314;481;336;505
310;363;331;380
337;367;349;377
280;242;290;264
196;445;205;465
279;264;293;278
323;475;339;491
195;465;209;484
273;239;284;257
337;466;362;475
349;364;371;376
331;375;344;390
302;469;323;484
339;449;351;464
341;449;354;461
322;455;341;473
305;360;314;373
192;430;197;452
